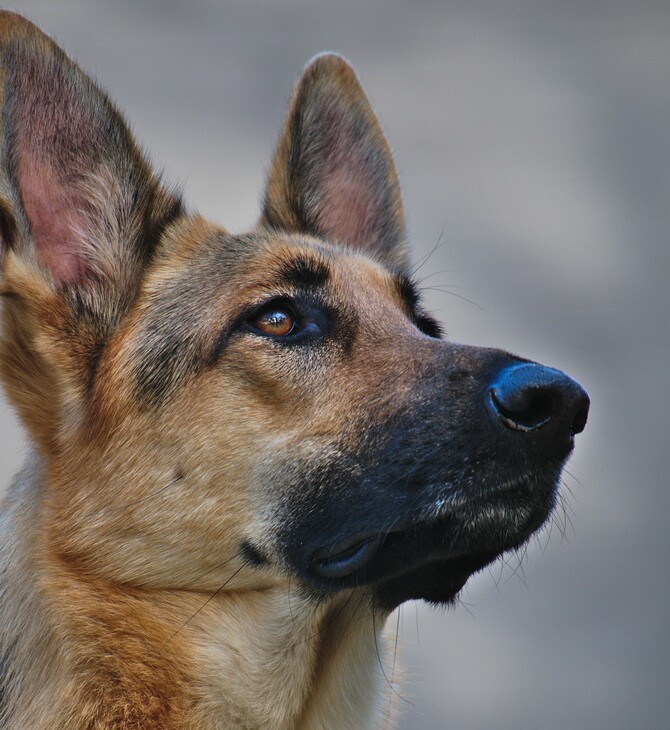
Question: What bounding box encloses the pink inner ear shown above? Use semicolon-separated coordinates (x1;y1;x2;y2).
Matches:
19;158;87;284
312;118;383;248
10;49;106;286
317;165;377;248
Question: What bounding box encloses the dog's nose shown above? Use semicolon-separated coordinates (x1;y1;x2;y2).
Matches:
489;363;589;440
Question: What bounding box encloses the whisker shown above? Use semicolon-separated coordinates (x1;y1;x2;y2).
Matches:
414;269;459;285
385;608;402;725
456;593;476;619
414;602;422;651
287;590;362;649
409;226;450;277
82;473;183;519
160;562;245;651
371;595;415;708
562;466;584;489
502;546;528;587
419;285;483;309
192;552;244;583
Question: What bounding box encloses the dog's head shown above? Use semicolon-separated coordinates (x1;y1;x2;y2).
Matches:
0;14;587;612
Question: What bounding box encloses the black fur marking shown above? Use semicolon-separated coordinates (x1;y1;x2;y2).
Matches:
240;541;268;567
394;274;443;338
0;198;17;258
132;276;217;408
277;256;329;290
209;323;238;364
395;273;420;311
273;343;573;607
134;331;196;407
415;314;443;339
83;193;185;398
138;187;185;264
85;337;107;399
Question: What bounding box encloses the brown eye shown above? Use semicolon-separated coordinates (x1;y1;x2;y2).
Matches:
253;308;295;337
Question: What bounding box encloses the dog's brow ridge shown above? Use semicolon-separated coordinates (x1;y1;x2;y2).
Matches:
394;273;420;311
277;256;330;289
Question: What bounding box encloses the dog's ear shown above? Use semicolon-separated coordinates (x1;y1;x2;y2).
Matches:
0;12;181;291
0;12;182;447
261;53;409;272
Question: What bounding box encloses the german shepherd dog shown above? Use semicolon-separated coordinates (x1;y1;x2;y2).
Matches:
0;11;589;729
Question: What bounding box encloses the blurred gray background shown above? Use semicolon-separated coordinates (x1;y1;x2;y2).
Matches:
1;1;667;728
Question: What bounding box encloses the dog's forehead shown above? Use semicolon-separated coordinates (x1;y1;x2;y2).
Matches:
217;230;405;303
154;221;407;309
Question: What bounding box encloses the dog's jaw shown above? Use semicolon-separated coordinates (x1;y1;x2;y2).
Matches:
294;469;561;610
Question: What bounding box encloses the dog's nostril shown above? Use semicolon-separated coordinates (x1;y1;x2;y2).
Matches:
571;405;589;435
490;388;554;431
489;363;589;437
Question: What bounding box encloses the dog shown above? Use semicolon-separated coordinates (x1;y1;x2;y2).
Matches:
0;11;589;729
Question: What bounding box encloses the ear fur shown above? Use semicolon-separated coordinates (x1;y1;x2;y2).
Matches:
0;12;183;447
261;53;409;272
0;12;182;292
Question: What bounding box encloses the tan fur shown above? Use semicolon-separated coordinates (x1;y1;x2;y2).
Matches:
0;13;411;729
0;250;405;728
0;12;589;730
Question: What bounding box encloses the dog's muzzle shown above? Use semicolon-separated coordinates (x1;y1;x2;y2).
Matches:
278;355;590;609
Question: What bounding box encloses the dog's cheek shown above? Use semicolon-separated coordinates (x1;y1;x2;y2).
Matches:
150;374;303;590
239;440;360;575
41;367;266;591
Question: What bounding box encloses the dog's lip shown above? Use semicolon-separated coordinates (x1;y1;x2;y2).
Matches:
309;520;467;584
311;533;385;579
307;478;548;584
309;519;457;581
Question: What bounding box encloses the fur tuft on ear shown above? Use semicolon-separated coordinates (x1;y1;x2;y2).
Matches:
261;53;409;272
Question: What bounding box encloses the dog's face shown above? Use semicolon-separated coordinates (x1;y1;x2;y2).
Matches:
0;18;588;614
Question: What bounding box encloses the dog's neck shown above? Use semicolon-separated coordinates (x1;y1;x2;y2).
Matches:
183;589;390;729
0;455;394;730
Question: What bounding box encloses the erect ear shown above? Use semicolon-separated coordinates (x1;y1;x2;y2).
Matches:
0;12;182;445
0;11;182;299
261;53;409;272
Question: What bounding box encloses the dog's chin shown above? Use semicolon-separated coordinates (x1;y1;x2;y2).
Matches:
298;478;557;611
373;553;494;610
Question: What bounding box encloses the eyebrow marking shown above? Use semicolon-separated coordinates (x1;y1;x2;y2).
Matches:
277;255;330;289
394;272;443;339
394;273;420;311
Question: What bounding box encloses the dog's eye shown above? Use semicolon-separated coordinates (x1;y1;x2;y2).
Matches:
252;307;296;337
244;298;328;344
